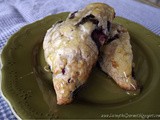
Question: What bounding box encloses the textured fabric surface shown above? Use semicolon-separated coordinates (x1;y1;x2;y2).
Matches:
0;0;160;119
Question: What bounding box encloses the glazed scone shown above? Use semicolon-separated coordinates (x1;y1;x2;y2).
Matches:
43;3;115;105
99;23;137;91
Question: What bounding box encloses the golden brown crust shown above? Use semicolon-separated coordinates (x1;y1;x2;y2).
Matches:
43;3;115;104
99;23;137;91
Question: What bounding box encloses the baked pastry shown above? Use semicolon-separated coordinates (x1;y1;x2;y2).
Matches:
43;3;115;104
99;23;137;91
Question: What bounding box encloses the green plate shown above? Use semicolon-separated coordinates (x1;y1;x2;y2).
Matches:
1;12;160;119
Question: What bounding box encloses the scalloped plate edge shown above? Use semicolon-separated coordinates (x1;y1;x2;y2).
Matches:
0;13;68;120
0;51;22;120
0;14;49;119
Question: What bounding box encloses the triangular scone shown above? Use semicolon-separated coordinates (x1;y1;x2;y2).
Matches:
43;3;115;105
99;23;137;91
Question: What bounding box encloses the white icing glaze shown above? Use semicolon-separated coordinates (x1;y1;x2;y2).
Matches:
43;3;115;104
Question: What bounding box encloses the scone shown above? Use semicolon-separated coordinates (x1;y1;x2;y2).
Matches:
99;23;137;91
43;3;115;104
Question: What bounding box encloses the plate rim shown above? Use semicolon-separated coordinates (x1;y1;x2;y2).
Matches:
0;13;69;119
0;51;22;120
